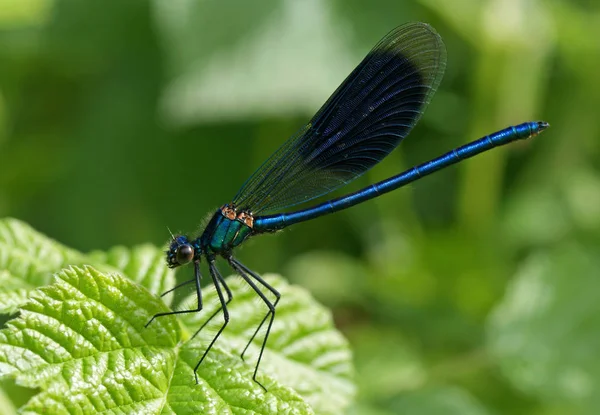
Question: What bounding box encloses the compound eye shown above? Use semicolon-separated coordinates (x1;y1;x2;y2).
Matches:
176;244;194;264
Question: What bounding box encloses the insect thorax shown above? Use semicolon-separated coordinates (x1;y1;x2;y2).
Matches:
200;204;254;254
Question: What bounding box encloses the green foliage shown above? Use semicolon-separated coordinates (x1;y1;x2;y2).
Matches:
177;275;355;414
488;243;600;412
0;218;85;314
0;266;180;413
88;244;176;299
385;387;493;415
0;219;355;414
1;1;599;414
0;218;175;314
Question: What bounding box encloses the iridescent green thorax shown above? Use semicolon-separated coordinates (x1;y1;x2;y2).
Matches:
200;205;254;255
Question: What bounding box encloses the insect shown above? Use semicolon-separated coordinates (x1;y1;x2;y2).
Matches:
146;22;548;391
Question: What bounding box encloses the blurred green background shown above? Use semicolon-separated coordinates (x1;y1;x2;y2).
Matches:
1;0;600;414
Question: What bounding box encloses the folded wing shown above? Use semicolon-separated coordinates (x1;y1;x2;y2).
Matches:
233;22;446;214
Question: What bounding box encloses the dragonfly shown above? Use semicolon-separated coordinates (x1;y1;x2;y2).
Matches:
146;22;548;391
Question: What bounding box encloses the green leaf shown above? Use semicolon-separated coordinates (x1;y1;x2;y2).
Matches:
0;219;355;412
0;218;175;312
0;266;180;412
88;244;176;298
0;266;322;414
0;218;85;314
0;270;31;314
487;243;600;411
177;273;355;415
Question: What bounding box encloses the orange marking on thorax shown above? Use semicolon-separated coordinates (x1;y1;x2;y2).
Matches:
221;204;254;228
221;205;237;220
237;211;254;228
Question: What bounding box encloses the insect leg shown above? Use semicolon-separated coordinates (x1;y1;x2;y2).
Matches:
145;261;203;327
229;257;278;392
190;265;233;340
230;257;281;361
192;259;230;383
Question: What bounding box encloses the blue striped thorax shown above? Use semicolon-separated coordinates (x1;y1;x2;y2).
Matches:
199;205;254;255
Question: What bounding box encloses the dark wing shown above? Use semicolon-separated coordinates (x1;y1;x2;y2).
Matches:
233;22;446;214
